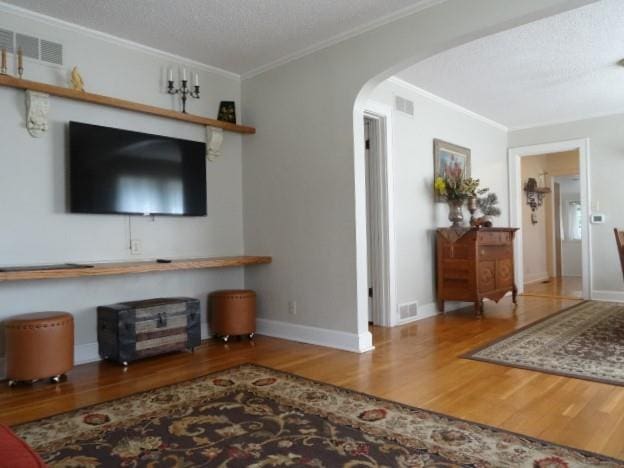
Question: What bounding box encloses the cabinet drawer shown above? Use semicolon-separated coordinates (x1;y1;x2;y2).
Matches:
440;243;475;260
478;244;512;260
478;231;511;245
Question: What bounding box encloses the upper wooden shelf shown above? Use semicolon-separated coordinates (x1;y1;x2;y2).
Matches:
0;74;256;135
0;256;271;282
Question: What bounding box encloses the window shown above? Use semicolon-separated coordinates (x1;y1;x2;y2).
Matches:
567;201;582;240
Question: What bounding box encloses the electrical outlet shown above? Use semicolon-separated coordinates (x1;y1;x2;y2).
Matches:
130;239;141;255
288;301;297;315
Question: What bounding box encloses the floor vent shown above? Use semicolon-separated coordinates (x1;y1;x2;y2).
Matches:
0;28;63;66
395;95;414;116
399;301;418;320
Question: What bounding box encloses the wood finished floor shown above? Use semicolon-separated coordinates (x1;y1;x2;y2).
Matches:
1;295;623;460
523;276;583;300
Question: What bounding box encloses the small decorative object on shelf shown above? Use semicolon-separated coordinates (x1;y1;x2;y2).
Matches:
167;67;200;113
70;66;85;92
524;176;550;224
1;48;7;75
17;47;23;78
217;100;236;123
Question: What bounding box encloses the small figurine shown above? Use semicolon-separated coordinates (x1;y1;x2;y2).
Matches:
70;66;85;92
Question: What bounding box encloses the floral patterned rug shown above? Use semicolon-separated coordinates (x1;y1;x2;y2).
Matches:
14;364;622;467
464;301;624;386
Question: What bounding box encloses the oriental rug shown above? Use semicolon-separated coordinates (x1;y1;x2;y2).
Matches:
14;363;621;467
464;301;624;386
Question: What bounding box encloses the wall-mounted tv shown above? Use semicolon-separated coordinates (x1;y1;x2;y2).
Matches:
69;122;207;216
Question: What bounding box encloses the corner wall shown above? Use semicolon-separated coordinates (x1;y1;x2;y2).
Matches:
241;0;595;350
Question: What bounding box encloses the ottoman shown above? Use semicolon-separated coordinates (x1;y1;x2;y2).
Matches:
5;312;74;386
209;290;256;342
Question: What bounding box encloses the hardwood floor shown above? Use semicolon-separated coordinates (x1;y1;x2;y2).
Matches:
523;276;583;300
1;295;622;459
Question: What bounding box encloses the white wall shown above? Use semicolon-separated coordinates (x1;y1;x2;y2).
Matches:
0;6;247;365
509;112;624;298
242;0;594;351
366;79;508;321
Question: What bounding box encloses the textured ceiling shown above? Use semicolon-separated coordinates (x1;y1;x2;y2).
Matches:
3;0;435;77
397;0;624;129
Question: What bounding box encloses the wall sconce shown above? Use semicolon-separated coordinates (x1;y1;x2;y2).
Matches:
524;177;551;224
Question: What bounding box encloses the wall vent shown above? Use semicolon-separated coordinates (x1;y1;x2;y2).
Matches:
16;33;39;59
0;29;63;66
0;28;14;53
399;301;418;320
395;95;414;116
40;39;63;65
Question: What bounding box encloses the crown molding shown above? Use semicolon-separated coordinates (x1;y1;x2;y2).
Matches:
241;0;447;81
508;109;624;132
387;77;508;132
0;1;240;81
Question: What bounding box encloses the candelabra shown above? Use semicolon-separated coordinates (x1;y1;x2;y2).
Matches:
167;69;199;113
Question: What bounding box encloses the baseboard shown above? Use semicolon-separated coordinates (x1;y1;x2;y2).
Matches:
0;321;214;380
256;318;374;353
591;290;624;302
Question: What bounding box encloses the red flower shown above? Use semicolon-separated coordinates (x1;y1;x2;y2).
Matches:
357;408;387;422
533;456;570;468
83;413;111;426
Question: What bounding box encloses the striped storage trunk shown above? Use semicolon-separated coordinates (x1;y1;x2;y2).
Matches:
97;297;201;365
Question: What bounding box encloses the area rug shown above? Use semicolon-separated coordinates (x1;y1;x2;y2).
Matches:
464;301;624;386
13;364;621;467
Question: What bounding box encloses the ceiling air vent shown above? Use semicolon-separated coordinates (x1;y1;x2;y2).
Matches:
395;95;414;116
0;28;14;53
40;39;63;65
16;33;39;59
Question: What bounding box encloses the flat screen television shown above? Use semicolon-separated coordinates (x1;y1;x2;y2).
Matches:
69;121;206;216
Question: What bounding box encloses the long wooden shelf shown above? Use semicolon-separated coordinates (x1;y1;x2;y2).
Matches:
0;74;256;134
0;256;271;282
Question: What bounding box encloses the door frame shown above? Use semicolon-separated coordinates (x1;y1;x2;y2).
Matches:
363;102;396;327
508;138;591;299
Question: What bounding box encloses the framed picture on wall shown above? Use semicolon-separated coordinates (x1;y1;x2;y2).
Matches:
433;139;471;202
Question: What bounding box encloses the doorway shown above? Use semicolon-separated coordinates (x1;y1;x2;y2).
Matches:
363;105;395;327
508;139;591;300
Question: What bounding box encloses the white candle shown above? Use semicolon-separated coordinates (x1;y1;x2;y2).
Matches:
167;68;173;82
181;68;187;81
193;72;199;87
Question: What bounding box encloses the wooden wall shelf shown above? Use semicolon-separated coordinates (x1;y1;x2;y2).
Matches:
0;74;256;135
0;256;271;282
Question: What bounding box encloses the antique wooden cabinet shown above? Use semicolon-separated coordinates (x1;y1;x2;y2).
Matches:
436;227;519;315
98;297;201;366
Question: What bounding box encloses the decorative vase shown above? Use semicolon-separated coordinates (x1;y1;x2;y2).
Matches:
447;199;464;228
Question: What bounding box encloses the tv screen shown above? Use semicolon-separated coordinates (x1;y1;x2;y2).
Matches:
69;122;207;216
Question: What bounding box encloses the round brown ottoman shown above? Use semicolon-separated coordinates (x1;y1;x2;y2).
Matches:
5;312;74;386
209;290;256;342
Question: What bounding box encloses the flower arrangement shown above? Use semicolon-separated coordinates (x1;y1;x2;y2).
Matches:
434;175;481;202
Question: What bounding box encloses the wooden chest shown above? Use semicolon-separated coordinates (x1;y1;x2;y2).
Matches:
436;227;519;315
97;297;201;365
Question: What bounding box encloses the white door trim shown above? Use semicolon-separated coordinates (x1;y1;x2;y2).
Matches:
508;138;591;299
363;103;396;327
